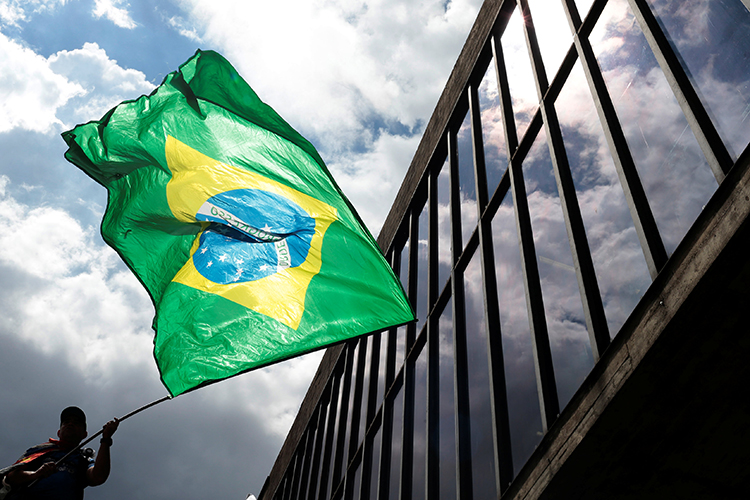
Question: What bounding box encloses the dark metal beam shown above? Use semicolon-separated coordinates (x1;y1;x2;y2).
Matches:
307;388;331;500
398;211;419;500
376;330;397;500
469;81;514;493
331;343;356;490
505;1;559;432
317;366;342;500
425;165;440;500
348;338;369;464
298;424;317;500
519;0;611;360
358;333;382;500
448;128;474;498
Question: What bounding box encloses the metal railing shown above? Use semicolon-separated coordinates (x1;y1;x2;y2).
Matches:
261;0;750;498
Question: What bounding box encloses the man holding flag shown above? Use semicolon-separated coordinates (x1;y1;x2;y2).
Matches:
3;407;119;499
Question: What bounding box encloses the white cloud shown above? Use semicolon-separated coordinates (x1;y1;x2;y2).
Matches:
0;32;85;133
0;1;25;25
0;191;100;279
326;132;421;233
659;0;711;46
0;0;67;26
0;37;153;135
165;14;203;43
49;42;155;123
0;175;154;380
92;0;136;29
205;350;325;437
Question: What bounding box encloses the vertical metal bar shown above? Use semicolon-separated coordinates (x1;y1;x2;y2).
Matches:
470;83;490;215
307;390;330;500
283;476;292;500
357;435;373;500
518;0;611;360
491;28;519;157
343;457;359;500
279;474;289;500
342;339;366;500
561;0;668;280
626;0;733;182
376;334;397;500
447;127;474;499
298;422;318;500
387;249;401;390
276;474;285;500
495;23;560;429
365;335;382;429
517;0;549;97
469;82;514;493
348;338;369;462
376;251;400;500
359;334;382;500
332;343;357;492
425;165;440;500
398;212;418;500
544;99;611;358
289;446;306;500
331;478;345;500
285;455;297;500
407;207;420;349
318;367;343;500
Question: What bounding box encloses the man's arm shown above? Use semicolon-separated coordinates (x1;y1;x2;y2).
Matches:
87;418;119;487
5;462;57;487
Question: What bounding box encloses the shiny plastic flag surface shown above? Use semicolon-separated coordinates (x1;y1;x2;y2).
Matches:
62;50;414;396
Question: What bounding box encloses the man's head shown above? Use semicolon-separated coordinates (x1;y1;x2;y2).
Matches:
58;406;87;447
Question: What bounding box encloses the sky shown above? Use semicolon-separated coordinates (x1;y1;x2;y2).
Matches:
0;0;484;498
2;0;750;499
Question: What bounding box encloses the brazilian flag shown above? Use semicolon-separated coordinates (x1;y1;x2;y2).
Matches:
62;50;414;397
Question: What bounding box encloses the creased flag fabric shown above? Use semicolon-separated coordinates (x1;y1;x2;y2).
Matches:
61;50;414;397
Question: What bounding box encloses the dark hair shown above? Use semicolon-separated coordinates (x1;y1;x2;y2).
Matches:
60;406;86;426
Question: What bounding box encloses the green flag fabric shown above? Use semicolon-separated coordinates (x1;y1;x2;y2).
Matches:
62;50;414;397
